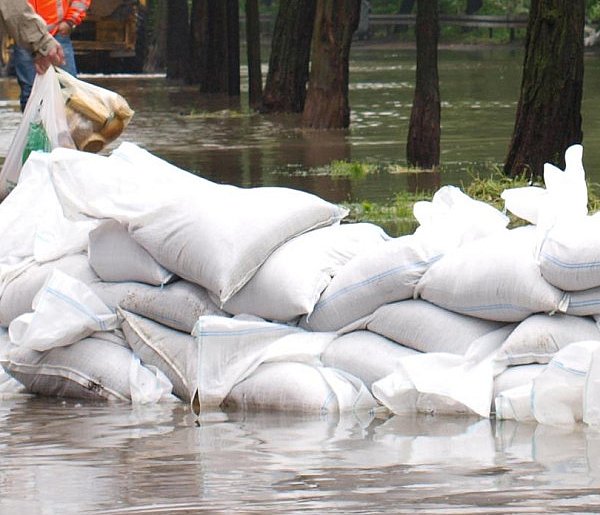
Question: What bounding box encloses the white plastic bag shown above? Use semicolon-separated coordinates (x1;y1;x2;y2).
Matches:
8;269;118;351
0;67;74;200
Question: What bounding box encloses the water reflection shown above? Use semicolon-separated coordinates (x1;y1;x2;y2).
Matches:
1;395;600;513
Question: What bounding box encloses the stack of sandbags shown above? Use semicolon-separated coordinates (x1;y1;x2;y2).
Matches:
3;141;600;426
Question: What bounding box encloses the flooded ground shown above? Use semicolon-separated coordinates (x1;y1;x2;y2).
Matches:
3;46;600;513
2;396;600;514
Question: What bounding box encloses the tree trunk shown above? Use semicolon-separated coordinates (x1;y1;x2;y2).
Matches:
226;0;240;96
395;0;416;32
301;0;361;129
188;0;229;93
166;0;189;79
465;0;483;15
406;0;440;169
261;0;317;113
144;0;167;72
246;0;263;108
504;0;584;178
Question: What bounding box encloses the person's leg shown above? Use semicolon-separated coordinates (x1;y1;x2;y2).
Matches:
12;45;36;112
55;34;77;77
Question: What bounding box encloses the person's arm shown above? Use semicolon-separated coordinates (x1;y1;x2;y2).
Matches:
58;0;91;36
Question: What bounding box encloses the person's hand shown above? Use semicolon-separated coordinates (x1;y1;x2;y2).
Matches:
57;21;72;36
34;43;65;74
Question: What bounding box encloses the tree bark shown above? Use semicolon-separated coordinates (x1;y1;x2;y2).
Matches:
226;0;240;96
301;0;360;129
188;0;230;93
261;0;317;113
504;0;584;177
144;0;167;72
406;0;440;169
166;0;190;79
246;0;263;108
465;0;483;15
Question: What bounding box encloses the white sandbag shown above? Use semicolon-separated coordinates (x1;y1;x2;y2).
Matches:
500;145;588;228
0;328;25;395
321;330;419;389
493;364;545;400
494;313;600;366
0;335;150;401
538;214;600;291
494;383;535;422
224;362;377;414
584;346;600;426
351;299;504;354
302;235;439;332
371;324;513;418
192;315;337;410
0;253;99;327
0;153;97;265
48;143;348;304
372;351;496;418
221;223;389;322
118;280;228;333
8;270;118;352
412;185;509;253
415;226;568;322
532;340;600;426
88;219;175;286
567;287;600;316
120;309;197;402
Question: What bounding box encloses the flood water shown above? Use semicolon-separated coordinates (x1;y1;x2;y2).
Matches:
3;45;600;513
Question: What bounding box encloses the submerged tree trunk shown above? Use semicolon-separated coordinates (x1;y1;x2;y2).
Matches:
246;0;263;108
261;0;317;113
166;0;189;79
406;0;440;169
301;0;360;129
504;0;584;177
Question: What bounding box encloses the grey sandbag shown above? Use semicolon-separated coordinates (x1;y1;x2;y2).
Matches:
88;219;175;285
352;299;504;354
321;330;419;389
120;308;197;402
1;335;133;401
119;280;229;333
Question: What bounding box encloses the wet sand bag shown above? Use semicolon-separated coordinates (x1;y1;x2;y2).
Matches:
118;280;229;333
223;362;377;414
220;223;389;322
88;219;175;285
493;364;545;401
494;313;600;366
302;234;441;332
1;334;137;401
48;143;348;304
120;309;198;402
350;299;504;355
415;226;568;322
321;330;419;389
192;315;337;410
56;68;134;153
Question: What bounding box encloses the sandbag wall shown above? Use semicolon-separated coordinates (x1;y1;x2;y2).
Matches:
1;142;600;425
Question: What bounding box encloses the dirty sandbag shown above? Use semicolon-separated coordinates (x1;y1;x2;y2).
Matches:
55;68;134;153
0;67;74;201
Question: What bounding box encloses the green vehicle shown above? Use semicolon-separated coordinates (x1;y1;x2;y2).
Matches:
0;0;147;76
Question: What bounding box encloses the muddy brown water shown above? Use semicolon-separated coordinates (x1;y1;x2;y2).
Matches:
2;46;600;513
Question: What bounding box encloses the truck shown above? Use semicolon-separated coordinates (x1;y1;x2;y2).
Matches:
0;0;147;76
